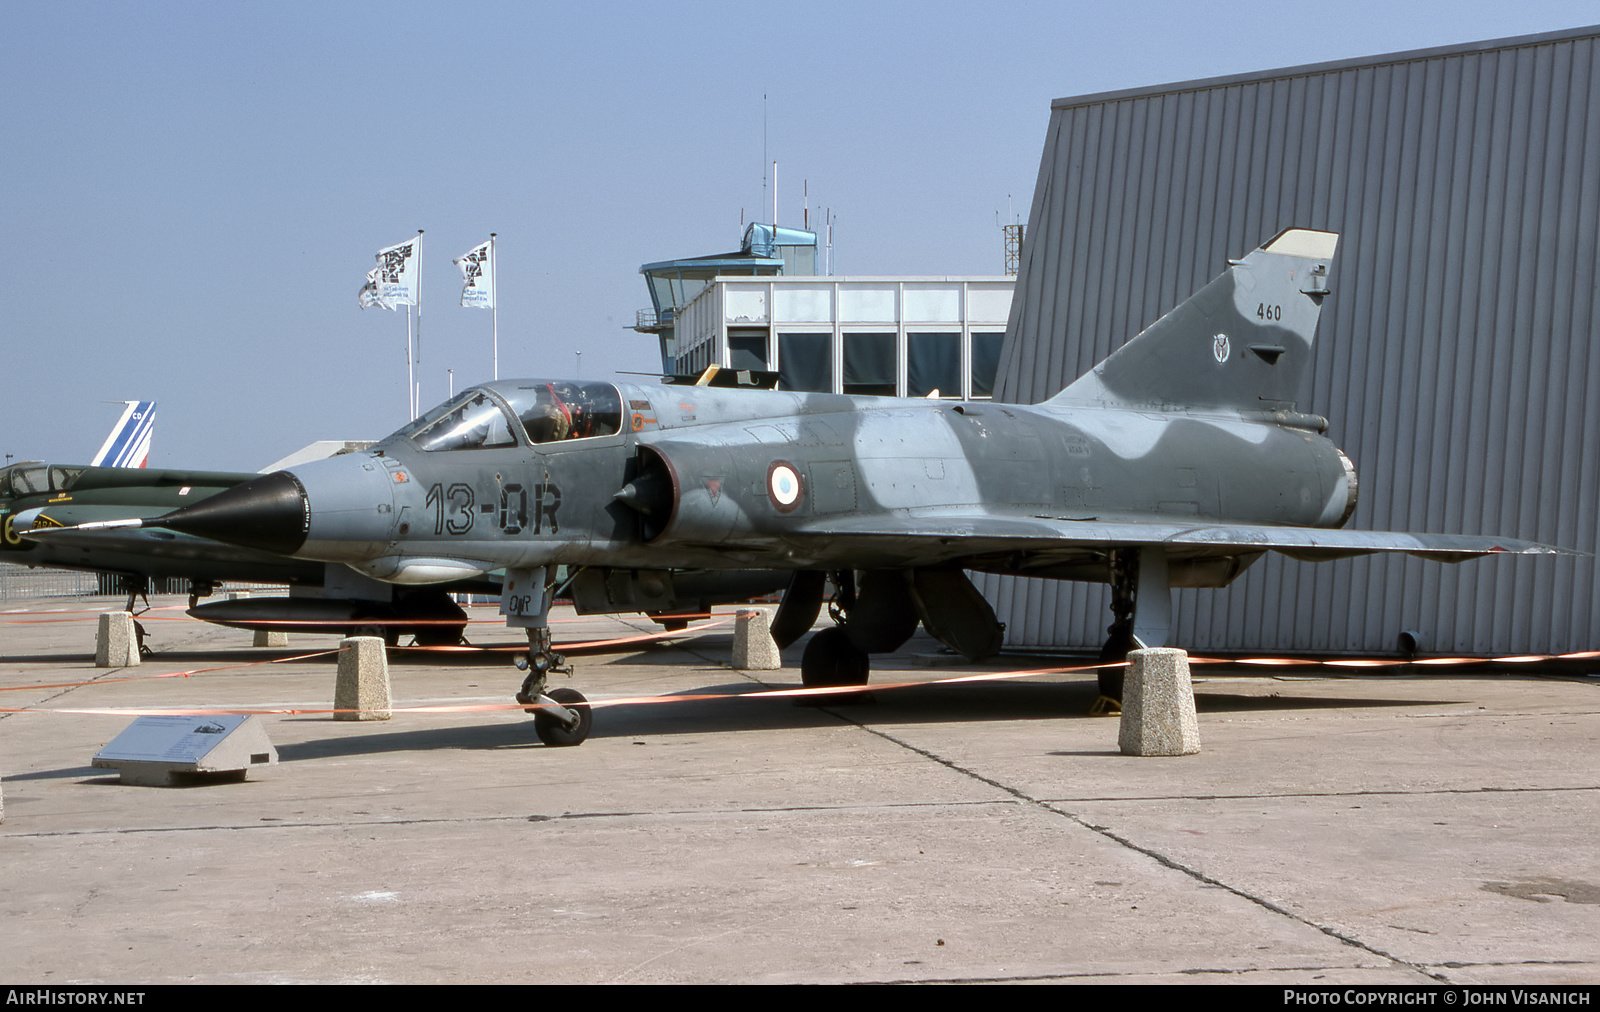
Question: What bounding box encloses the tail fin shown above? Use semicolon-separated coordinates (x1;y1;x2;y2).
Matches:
91;400;156;468
1054;228;1338;413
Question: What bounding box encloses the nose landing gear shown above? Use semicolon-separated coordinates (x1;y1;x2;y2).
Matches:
506;568;593;747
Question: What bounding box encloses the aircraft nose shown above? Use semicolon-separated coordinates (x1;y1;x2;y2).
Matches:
150;470;310;555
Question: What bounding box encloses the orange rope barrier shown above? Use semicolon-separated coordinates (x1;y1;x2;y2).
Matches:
3;659;1115;716
0;650;339;693
1;607;1592;719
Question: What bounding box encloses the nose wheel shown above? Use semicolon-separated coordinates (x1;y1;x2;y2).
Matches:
513;626;591;746
529;686;592;747
503;567;595;746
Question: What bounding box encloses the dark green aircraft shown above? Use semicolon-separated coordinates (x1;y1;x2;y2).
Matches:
0;461;485;642
0;462;308;585
36;229;1565;745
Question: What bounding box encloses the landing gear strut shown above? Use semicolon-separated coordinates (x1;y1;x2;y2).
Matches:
119;575;152;658
186;579;214;611
796;567;1006;690
1097;547;1172;706
505;567;592;746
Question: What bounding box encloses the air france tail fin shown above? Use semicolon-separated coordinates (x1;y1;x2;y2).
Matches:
91;400;156;468
1053;228;1338;414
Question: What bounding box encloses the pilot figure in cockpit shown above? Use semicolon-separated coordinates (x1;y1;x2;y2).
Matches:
522;384;572;444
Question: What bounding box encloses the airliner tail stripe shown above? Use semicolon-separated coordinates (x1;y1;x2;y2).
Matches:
90;401;156;468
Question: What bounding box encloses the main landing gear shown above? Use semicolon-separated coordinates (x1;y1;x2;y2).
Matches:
1097;547;1173;709
800;625;869;687
796;569;1005;691
505;567;593;747
798;571;877;691
120;575;152;658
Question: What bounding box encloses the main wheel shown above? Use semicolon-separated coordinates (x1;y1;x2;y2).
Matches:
352;623;400;647
412;621;468;647
533;687;593;747
800;626;870;688
1097;628;1134;703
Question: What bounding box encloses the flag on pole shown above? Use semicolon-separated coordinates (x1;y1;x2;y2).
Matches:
454;240;494;309
358;268;383;309
358;237;420;310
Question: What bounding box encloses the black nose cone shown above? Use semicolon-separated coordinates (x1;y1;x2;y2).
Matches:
150;470;310;556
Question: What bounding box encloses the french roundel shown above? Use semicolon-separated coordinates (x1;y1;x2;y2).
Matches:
767;461;803;513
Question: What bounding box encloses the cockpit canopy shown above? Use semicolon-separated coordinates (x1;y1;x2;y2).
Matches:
398;382;624;452
0;463;86;498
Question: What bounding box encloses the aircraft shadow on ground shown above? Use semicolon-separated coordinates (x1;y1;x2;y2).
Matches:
266;679;1455;762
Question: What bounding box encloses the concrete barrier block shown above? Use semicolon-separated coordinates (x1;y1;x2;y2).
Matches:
732;608;781;670
1118;647;1201;756
95;612;140;668
253;629;288;647
334;636;392;720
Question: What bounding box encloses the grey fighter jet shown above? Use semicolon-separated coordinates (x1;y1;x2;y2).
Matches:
59;228;1561;745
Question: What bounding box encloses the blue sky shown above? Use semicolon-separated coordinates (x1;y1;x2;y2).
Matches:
3;1;1593;468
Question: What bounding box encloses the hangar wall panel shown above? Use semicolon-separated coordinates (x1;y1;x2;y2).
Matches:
989;26;1600;655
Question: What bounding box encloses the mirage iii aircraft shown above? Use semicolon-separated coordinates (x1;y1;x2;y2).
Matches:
52;228;1560;746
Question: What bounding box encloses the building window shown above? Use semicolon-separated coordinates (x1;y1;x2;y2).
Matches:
778;332;832;393
727;329;769;372
970;331;1004;398
843;332;897;396
908;332;960;398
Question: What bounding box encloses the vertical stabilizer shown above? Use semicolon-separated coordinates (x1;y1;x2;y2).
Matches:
1054;228;1337;413
91;401;156;468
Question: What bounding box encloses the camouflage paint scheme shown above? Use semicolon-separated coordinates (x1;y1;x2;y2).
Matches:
233;230;1542;583
39;229;1561;743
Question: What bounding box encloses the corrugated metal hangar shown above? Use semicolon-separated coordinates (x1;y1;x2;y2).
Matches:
986;25;1600;656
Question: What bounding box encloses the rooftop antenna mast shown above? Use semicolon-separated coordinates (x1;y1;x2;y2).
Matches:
1001;196;1024;277
827;208;835;275
762;94;767;226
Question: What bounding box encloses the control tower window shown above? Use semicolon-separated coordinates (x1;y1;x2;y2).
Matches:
727;331;769;372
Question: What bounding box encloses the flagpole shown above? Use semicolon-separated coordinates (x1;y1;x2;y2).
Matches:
405;304;414;419
490;233;499;380
413;229;424;418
